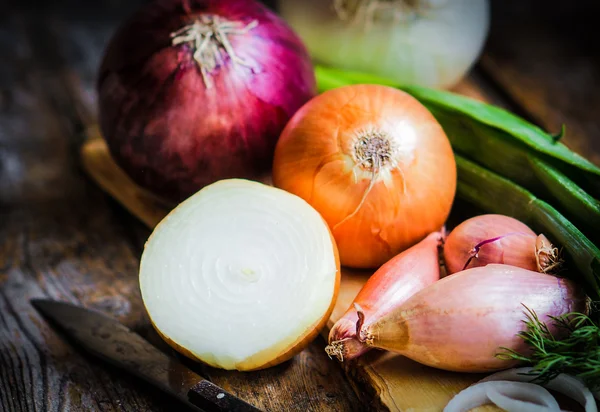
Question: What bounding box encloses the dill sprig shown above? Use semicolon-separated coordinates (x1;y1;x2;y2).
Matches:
497;305;600;391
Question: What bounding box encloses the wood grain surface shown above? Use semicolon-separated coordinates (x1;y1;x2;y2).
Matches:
481;0;600;168
77;134;499;412
0;1;360;411
2;1;599;411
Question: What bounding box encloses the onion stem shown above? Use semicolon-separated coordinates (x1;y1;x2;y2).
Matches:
334;0;414;28
332;0;448;29
535;235;562;274
333;129;398;231
170;15;258;88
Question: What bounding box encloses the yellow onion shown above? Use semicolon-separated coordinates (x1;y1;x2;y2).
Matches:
444;214;561;275
273;84;456;268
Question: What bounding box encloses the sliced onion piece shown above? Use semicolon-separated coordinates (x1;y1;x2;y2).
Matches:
140;179;340;371
444;380;559;412
487;382;560;412
480;367;598;412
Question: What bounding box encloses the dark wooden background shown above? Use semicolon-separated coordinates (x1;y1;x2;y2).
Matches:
1;1;599;411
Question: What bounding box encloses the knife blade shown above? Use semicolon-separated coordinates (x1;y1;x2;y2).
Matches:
31;299;262;412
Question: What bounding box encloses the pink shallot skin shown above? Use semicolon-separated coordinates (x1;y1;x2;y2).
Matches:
358;264;587;373
326;314;371;361
444;214;539;275
326;231;442;362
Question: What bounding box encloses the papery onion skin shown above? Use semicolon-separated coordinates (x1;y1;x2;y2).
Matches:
358;264;587;373
443;214;560;275
326;231;442;361
272;84;456;268
98;0;316;202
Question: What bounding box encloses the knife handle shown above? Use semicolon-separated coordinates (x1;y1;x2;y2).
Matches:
188;380;262;412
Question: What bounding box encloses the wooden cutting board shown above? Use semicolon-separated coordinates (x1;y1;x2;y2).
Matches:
80;133;500;412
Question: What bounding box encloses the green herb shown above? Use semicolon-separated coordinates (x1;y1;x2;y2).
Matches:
497;306;600;391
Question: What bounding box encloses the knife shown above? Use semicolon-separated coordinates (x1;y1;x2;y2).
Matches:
31;299;262;412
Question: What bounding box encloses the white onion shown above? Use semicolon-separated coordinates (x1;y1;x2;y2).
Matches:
278;0;490;89
444;380;560;412
140;179;340;371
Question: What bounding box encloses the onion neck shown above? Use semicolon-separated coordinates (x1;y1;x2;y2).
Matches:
325;338;369;362
332;0;448;28
356;303;410;350
327;315;370;362
331;128;409;231
535;234;562;274
170;15;258;88
332;129;400;231
352;129;397;173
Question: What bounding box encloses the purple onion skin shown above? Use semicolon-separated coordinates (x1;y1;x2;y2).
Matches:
97;0;316;202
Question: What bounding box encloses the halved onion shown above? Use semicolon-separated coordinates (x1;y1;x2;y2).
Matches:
140;179;340;371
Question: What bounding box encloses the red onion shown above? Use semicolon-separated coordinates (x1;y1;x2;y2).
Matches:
97;0;316;202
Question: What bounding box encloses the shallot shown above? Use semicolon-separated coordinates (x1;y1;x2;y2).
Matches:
98;0;316;202
357;264;587;372
443;214;560;275
326;231;442;362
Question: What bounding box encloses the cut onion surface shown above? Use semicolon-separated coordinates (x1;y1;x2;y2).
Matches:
140;179;340;371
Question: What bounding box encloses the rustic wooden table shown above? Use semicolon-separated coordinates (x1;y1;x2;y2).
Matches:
1;1;598;411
